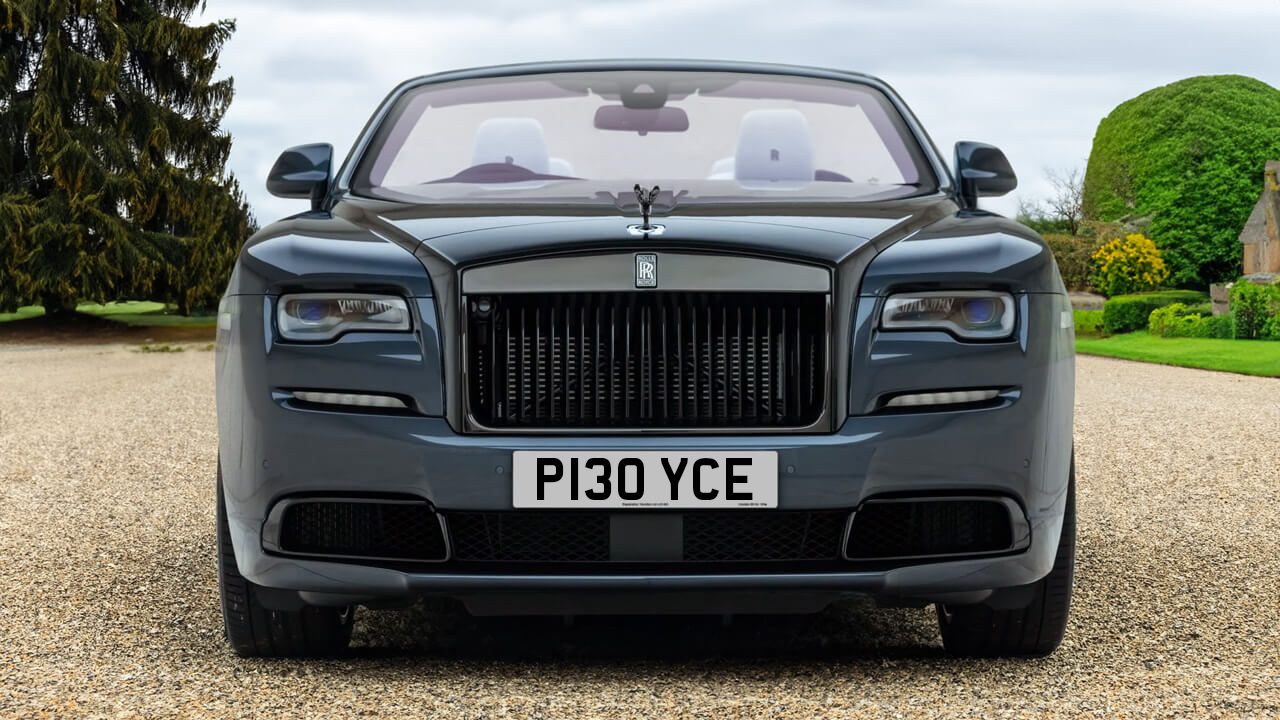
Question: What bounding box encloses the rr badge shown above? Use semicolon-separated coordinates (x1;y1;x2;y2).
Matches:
635;253;657;288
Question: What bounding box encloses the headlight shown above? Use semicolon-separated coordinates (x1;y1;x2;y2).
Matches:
880;291;1015;339
277;293;410;341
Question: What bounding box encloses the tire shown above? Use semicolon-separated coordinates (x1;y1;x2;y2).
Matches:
937;457;1076;658
217;463;354;657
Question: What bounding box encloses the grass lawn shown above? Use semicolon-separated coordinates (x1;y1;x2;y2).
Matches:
0;301;215;327
1076;331;1280;378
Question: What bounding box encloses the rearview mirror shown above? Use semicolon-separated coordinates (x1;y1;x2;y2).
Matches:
593;105;689;135
267;143;333;211
954;141;1016;208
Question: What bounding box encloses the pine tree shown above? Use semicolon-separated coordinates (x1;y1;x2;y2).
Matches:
0;0;254;315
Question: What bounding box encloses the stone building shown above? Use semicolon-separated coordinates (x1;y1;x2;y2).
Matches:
1212;161;1280;314
1240;160;1280;276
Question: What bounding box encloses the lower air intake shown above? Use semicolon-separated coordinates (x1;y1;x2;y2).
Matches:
276;499;447;562
844;498;1017;561
448;511;849;563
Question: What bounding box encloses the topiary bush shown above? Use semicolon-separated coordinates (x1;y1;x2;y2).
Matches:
1082;75;1280;287
1090;233;1170;297
1229;281;1280;339
1103;289;1208;334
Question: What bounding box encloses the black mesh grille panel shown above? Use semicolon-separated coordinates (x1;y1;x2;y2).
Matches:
465;292;827;429
449;512;611;562
845;499;1014;560
683;511;847;561
277;500;447;562
448;511;848;563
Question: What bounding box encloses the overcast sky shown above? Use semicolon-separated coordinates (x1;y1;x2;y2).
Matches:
204;0;1280;224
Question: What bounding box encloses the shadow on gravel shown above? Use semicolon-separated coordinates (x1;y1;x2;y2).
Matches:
344;597;945;663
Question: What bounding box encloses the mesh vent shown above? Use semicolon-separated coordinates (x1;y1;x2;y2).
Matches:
448;511;848;563
277;500;447;562
466;291;828;429
845;499;1014;560
683;511;847;561
449;512;611;562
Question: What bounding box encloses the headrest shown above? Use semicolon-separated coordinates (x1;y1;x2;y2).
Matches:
471;118;550;174
733;109;814;183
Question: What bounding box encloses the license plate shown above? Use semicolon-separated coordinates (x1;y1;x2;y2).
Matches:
512;451;778;509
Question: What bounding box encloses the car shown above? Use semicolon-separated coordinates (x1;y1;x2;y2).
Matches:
215;60;1076;658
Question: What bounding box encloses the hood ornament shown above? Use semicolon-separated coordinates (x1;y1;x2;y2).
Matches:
628;184;665;236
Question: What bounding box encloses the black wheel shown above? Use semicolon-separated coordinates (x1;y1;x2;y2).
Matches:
937;457;1076;657
217;463;353;657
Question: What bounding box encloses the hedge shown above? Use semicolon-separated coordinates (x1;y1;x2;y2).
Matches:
1102;290;1208;334
1074;310;1105;336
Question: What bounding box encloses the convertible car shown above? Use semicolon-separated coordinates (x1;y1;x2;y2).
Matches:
215;60;1075;658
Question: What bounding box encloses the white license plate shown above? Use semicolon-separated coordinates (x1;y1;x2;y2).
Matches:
512;451;778;509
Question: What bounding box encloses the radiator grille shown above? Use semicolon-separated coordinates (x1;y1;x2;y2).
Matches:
465;292;827;429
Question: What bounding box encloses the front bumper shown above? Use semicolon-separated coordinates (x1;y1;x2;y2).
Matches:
219;403;1068;607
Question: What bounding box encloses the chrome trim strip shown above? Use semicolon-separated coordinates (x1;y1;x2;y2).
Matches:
262;497;451;564
462;252;831;294
841;496;1030;562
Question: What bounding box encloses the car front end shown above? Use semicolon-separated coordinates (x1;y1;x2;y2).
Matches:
215;61;1076;657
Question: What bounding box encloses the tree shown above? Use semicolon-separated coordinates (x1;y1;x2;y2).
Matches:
1043;167;1084;236
0;0;254;315
1082;75;1280;287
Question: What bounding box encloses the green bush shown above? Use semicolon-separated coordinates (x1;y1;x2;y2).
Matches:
1082;75;1280;286
1203;314;1236;339
1263;314;1280;340
1044;234;1105;291
1148;303;1190;337
1229;281;1280;339
1149;303;1236;338
1182;302;1213;317
1074;309;1105;336
1103;290;1209;334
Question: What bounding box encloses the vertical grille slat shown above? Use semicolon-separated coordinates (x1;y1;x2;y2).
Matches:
468;292;826;429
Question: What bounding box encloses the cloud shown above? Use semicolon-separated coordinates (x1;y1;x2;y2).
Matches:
206;0;1280;223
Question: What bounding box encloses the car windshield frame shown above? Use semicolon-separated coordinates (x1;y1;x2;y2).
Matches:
343;64;947;209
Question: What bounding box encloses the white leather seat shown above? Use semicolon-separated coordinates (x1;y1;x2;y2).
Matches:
547;157;575;177
708;156;735;179
471;118;551;174
733;109;815;185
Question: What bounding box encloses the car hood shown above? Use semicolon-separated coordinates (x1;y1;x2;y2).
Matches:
332;194;958;268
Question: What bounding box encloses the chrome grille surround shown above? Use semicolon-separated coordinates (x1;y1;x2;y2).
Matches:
459;252;833;433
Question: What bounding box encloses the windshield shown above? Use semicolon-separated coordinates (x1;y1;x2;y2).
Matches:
352;70;937;207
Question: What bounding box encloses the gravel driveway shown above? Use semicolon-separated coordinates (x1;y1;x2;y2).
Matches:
1;344;1277;718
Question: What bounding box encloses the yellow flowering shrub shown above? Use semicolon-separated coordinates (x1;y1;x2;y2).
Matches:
1090;233;1169;297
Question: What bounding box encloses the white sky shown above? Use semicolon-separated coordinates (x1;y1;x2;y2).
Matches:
204;0;1280;224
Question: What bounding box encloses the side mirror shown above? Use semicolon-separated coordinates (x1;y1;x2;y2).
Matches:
267;143;333;211
954;141;1016;208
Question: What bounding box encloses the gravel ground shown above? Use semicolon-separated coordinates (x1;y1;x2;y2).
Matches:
1;344;1278;719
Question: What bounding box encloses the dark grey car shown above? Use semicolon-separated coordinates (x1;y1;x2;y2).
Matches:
215;60;1076;658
